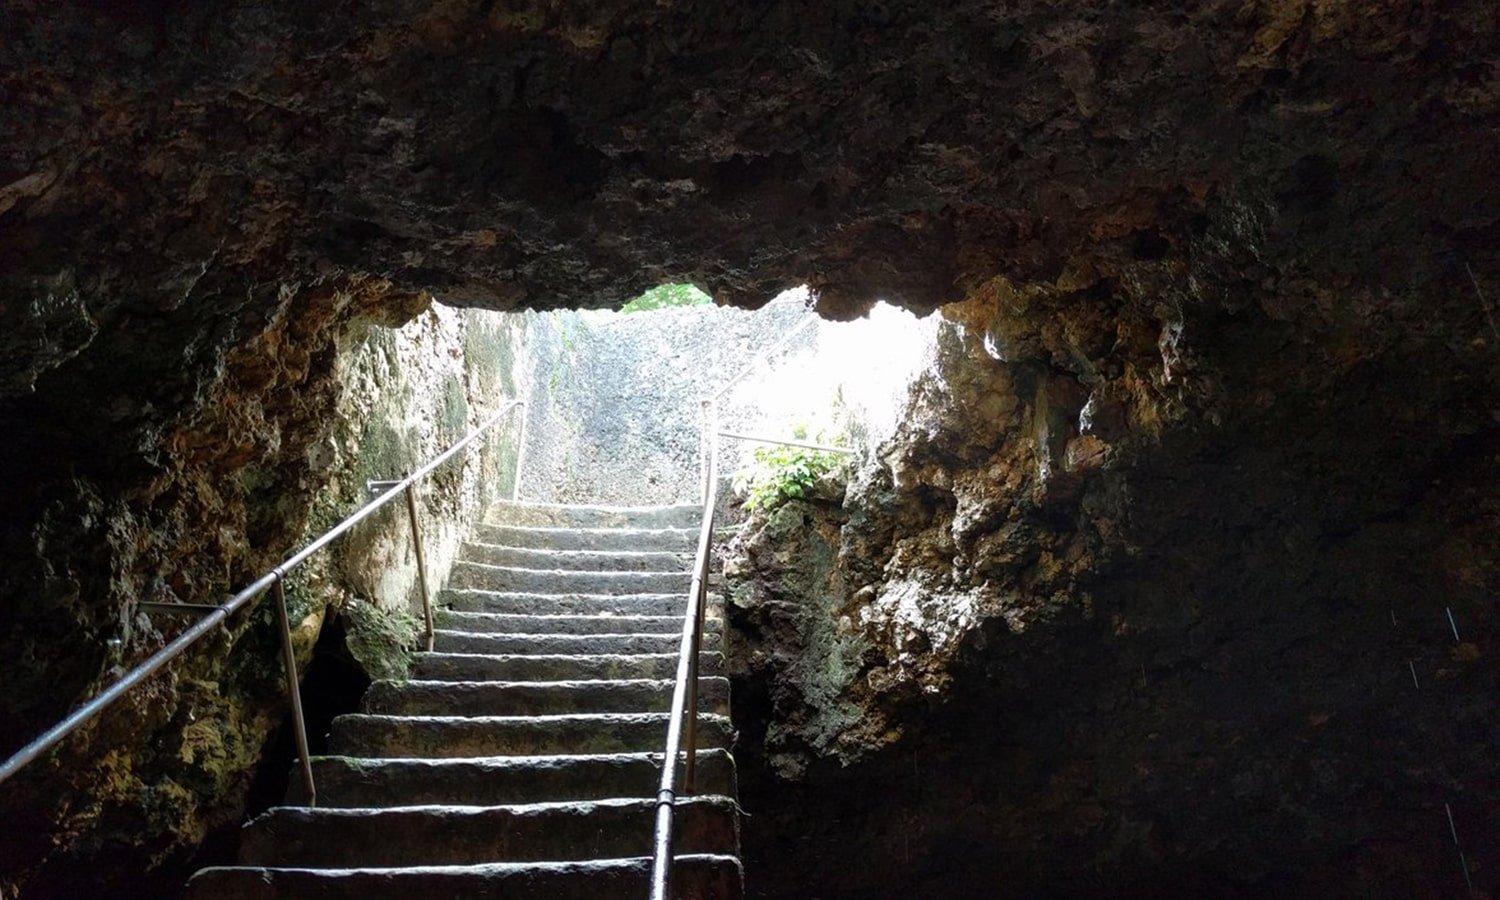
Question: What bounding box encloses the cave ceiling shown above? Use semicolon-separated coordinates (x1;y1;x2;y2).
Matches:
3;0;1495;403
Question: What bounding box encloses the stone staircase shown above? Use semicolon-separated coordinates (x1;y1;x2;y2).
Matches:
188;500;741;899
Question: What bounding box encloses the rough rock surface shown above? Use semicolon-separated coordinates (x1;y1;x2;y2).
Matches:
518;297;812;505
0;296;523;898
726;309;1500;898
0;0;1498;897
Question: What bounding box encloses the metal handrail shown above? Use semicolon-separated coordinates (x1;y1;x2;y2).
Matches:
651;433;856;898
717;430;857;456
0;398;527;794
654;304;857;895
650;442;718;900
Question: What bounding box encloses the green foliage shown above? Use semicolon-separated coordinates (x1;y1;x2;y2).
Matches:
620;282;712;313
344;598;420;680
734;443;846;512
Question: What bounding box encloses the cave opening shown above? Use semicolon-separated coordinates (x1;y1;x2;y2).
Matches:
2;3;1499;899
510;286;939;507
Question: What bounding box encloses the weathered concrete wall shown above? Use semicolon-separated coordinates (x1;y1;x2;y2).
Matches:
517;294;938;506
517;297;814;505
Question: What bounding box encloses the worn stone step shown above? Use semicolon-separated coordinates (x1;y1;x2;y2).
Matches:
293;750;736;807
473;524;697;552
450;563;693;595
440;590;691;616
487;501;702;530
239;796;738;867
327;712;734;757
432;630;690;656
187;854;743;900
364;678;731;717
461;544;692;572
436;610;723;636
413;652;723;682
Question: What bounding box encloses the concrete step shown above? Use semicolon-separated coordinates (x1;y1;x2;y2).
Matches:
487;501;702;530
364;678;731;717
327;712;734;757
449;563;692;595
293;750;736;807
413;652;723;682
436;610;722;636
187;854;743;900
238;796;738;867
473;524;697;552
440;590;717;617
461;544;692;572
432;630;690;656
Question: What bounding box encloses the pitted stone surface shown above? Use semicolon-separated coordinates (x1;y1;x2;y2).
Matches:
412;652;725;682
188;855;743;900
292;752;737;808
433;611;724;636
438;590;696;616
238;797;740;867
363;678;731;717
473;525;698;552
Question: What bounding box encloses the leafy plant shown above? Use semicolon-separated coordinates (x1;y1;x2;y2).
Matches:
734;443;846;511
620;282;712;313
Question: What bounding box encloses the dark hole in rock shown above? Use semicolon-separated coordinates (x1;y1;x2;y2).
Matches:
189;611;371;876
1130;229;1171;261
1281;153;1340;211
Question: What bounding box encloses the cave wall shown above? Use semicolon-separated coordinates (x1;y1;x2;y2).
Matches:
726;283;1500;897
0;0;1498;896
0;295;526;899
303;303;527;677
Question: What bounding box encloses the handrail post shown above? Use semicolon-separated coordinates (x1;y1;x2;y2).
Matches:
273;573;317;807
650;441;719;900
699;399;710;504
710;412;720;505
403;483;435;652
650;790;675;899
510;399;530;502
684;576;705;794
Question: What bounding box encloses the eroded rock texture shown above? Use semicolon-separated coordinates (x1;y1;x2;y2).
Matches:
727;293;1500;897
1;0;1498;897
0;285;522;898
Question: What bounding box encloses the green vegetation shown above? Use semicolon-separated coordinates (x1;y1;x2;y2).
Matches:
734;443;847;511
620;282;712;313
344;598;420;680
